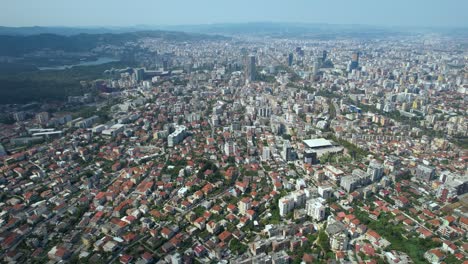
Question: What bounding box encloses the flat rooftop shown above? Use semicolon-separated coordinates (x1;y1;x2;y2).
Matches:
303;138;333;148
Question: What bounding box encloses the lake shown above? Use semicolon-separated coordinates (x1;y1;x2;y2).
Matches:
38;57;120;70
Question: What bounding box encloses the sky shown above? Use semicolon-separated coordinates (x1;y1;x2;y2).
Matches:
1;0;468;28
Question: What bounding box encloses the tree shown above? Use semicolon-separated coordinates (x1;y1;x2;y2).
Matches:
229;238;247;255
226;156;235;164
0;114;15;124
317;229;330;253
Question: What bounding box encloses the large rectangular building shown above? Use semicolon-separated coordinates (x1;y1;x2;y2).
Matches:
302;138;343;157
75;115;99;129
306;198;326;221
102;124;125;137
367;159;384;182
278;197;294;217
340;169;372;193
168;125;187;147
415;164;436;182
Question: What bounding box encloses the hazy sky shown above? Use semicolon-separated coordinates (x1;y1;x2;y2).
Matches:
2;0;468;28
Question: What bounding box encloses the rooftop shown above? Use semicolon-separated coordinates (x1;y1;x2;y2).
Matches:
303;138;333;149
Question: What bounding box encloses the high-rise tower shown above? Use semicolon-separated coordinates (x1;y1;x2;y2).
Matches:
348;51;360;72
288;53;293;66
245;54;256;83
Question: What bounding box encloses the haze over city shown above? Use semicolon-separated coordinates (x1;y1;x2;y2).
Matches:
1;0;468;27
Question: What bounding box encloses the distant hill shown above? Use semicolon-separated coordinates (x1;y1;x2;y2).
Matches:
0;30;229;56
0;26;135;36
154;22;468;39
2;23;466;41
155;22;404;38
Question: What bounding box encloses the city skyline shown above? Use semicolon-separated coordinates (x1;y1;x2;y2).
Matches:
1;0;468;28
